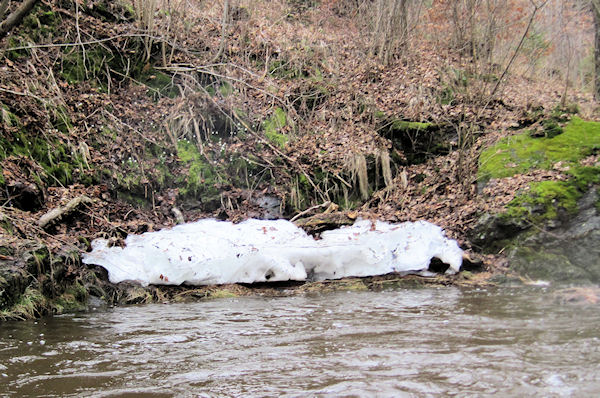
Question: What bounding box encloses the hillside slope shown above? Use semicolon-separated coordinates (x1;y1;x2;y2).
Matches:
0;0;598;319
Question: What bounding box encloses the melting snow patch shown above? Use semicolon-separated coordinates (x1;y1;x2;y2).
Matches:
82;219;463;286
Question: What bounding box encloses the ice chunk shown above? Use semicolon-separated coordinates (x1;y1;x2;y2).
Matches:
82;218;463;286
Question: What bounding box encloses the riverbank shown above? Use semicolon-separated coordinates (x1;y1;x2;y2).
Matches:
1;1;599;320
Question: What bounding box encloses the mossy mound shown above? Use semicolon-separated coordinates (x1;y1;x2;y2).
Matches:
475;118;600;282
479;117;600;182
376;115;451;164
478;118;600;227
0;241;90;320
176;139;220;199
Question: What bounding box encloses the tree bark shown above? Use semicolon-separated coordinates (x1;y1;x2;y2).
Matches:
0;0;40;39
0;0;10;21
212;0;230;63
593;1;600;100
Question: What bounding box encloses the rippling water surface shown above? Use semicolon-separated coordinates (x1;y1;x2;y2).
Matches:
1;287;599;397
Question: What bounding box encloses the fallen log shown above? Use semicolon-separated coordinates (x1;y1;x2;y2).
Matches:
37;195;93;229
294;211;356;235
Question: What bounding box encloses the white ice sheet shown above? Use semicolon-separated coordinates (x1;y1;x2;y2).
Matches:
82;219;463;286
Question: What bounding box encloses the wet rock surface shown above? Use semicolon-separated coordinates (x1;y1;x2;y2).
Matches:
507;188;600;283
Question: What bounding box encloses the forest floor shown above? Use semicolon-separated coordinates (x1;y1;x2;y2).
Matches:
1;1;598;318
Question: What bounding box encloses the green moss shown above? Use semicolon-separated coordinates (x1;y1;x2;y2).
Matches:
373;110;387;119
209;289;239;299
52;283;88;314
0;113;84;186
176;140;220;198
480;118;600;229
567;166;600;190
120;1;136;19
218;82;234;96
269;59;302;79
61;46;110;85
20;4;60;42
141;70;179;99
504;181;580;223
263;108;289;149
0;287;47;321
541;119;563;138
0;218;14;235
115;170;141;191
59;33;150;90
479;117;600;182
153;162;173;187
1;104;20;129
391;120;432;131
116;191;149;208
83;0;135;22
23;7;58;30
3;4;60;61
6;36;31;60
51;105;73;134
438;85;455;105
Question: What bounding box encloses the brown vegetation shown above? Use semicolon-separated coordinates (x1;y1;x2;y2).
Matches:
0;0;598;318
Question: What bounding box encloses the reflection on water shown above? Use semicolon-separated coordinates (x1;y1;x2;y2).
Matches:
1;287;599;397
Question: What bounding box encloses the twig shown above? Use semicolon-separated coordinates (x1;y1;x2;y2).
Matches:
0;86;45;102
2;32;173;52
333;172;352;188
488;0;548;100
0;0;9;21
74;0;88;80
157;65;293;115
101;108;166;148
0;0;39;39
108;67;162;96
290;201;331;222
230;109;327;202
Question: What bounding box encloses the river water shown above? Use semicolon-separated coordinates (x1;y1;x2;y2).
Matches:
1;286;599;397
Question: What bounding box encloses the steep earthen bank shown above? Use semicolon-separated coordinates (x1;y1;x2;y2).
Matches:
1;1;599;319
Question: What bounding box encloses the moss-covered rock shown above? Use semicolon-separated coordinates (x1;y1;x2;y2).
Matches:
477;118;600;231
475;118;600;282
479;117;600;182
506;188;600;283
52;282;89;314
376;115;451;164
503;180;579;225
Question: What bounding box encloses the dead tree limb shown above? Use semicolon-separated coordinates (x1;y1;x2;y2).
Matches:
0;0;40;39
38;195;93;229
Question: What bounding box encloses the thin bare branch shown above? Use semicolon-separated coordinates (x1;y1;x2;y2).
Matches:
0;0;39;39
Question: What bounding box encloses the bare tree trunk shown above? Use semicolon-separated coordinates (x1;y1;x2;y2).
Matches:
372;0;414;64
0;0;10;21
0;0;40;39
593;0;600;100
212;0;230;63
488;0;547;100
